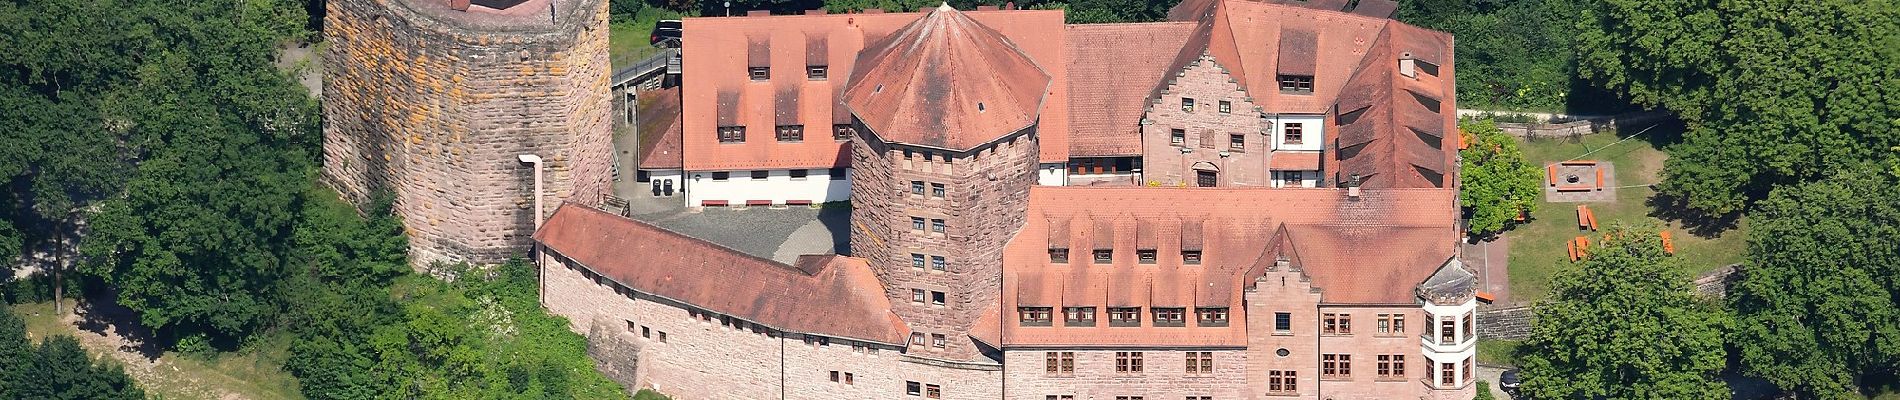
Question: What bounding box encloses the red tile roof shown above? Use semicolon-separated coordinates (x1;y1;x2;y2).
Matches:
637;87;684;169
678;8;1070;170
1064;22;1197;157
843;5;1053;151
1267;150;1320;170
1330;23;1458;188
1000;186;1456;347
533;204;910;345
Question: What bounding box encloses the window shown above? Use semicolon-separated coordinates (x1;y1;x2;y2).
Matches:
912;217;926;231
1114;397;1143;400
1197;308;1229;326
1187;396;1211;400
1109;307;1141;327
1378;314;1405;335
911;253;926;269
1321;354;1350;378
1115;351;1144;374
718;126;746;143
930;334;946;349
1219;100;1232;113
907;381;922;396
749;67;770;81
833;124;854;141
830;370;840;382
1323;313;1351;335
1274;312;1291;332
911;181;925;195
1181;97;1195;112
1440;316;1457;345
640;326;650;338
1277;74;1313;92
1229;134;1245;151
911;289;926;303
828;167;848;180
1093;249;1113;263
1020;307;1053;326
1153;308;1186;326
1049;248;1069;263
751;170;769;180
808;65;828;80
789;169;808;179
1137;249;1157;264
931;219;946;233
1440;362;1456;387
1464;313;1475;341
930;183;946;198
1171;128;1186;145
776;125;804;142
1377;354;1405;379
1283;171;1303;187
1185;351;1213;375
1283;123;1304;145
1064;307;1096;326
910;333;925;346
1182;250;1202;265
1464;358;1474;383
931;291;945;306
1045;351;1075;375
1267;370;1297;393
711;172;730;181
1046;396;1075;400
930;256;946;271
657;331;667;342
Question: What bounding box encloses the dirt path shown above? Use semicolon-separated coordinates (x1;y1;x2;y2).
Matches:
27;303;249;400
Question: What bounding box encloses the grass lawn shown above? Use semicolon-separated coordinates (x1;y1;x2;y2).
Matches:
609;22;663;69
1501;128;1749;302
1477;339;1523;366
10;301;305;400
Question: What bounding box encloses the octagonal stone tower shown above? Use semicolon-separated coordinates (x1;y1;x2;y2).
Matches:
844;4;1050;361
323;0;613;266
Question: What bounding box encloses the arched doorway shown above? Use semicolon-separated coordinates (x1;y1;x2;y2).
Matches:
1191;162;1219;187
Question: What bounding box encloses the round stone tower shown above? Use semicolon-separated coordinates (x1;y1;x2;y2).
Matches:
322;0;613;266
844;5;1050;361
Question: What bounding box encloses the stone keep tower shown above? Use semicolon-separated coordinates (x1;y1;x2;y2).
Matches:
323;0;614;265
844;5;1049;361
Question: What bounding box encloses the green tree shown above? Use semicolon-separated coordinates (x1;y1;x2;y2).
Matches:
1727;167;1900;398
0;307;34;397
1459;119;1541;237
15;336;145;400
1517;223;1729;399
1575;0;1900;214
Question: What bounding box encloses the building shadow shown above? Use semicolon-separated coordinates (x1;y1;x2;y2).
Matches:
816;204;852;256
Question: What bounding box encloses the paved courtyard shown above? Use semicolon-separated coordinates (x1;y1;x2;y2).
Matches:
609;131;848;264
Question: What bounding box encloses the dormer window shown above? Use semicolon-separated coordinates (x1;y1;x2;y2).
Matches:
749;67;770;81
775;125;803;142
1093;249;1113;263
1277;75;1313;93
1049;248;1069;263
1137;249;1157;264
1153;308;1186;327
1198;307;1230;326
1182;250;1202;265
718;126;746;143
808;65;828;80
1019;307;1053;326
833;124;854;141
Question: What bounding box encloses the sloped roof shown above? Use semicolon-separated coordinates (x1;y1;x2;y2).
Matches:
636;87;684;169
1000;186;1457;347
843;4;1053;151
1331;23;1458;188
1064;22;1197;157
534;204;910;345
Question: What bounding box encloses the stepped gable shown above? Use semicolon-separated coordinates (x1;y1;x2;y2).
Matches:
533;204;910;345
1065;22;1197;157
1331;22;1458;188
999;186;1456;346
843;4;1053;151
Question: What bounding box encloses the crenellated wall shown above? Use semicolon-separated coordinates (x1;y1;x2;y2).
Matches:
322;0;614;266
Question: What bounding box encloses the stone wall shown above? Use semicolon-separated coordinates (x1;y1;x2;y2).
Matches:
323;0;614;266
1002;349;1249;400
1475;305;1534;341
850;125;1038;361
1140;54;1272;187
1493;111;1673;139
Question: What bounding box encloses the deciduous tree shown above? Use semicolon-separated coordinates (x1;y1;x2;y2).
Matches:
1459;119;1541;237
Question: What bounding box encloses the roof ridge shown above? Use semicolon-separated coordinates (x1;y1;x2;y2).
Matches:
548;204;809;272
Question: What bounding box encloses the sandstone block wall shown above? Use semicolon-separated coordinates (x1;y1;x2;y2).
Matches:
850;126;1039;361
540;251;1005;400
324;0;614;266
1141;55;1272;187
1474;305;1533;341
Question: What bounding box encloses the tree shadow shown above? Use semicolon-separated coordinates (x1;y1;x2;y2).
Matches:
70;293;166;361
1646;192;1742;239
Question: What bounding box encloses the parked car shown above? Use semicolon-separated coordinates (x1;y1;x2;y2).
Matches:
650;20;682;47
1499;368;1522;398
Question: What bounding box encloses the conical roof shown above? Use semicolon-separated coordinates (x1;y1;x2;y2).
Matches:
842;4;1052;151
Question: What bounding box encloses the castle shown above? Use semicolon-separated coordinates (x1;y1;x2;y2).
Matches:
324;0;1478;397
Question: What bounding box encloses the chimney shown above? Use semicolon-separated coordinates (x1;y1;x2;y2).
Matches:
1399;52;1417;79
449;0;469;11
1348;174;1362;199
1005;1;1015;9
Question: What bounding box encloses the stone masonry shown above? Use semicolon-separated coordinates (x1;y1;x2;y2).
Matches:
851;127;1040;361
323;0;614;266
1141;54;1272;187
